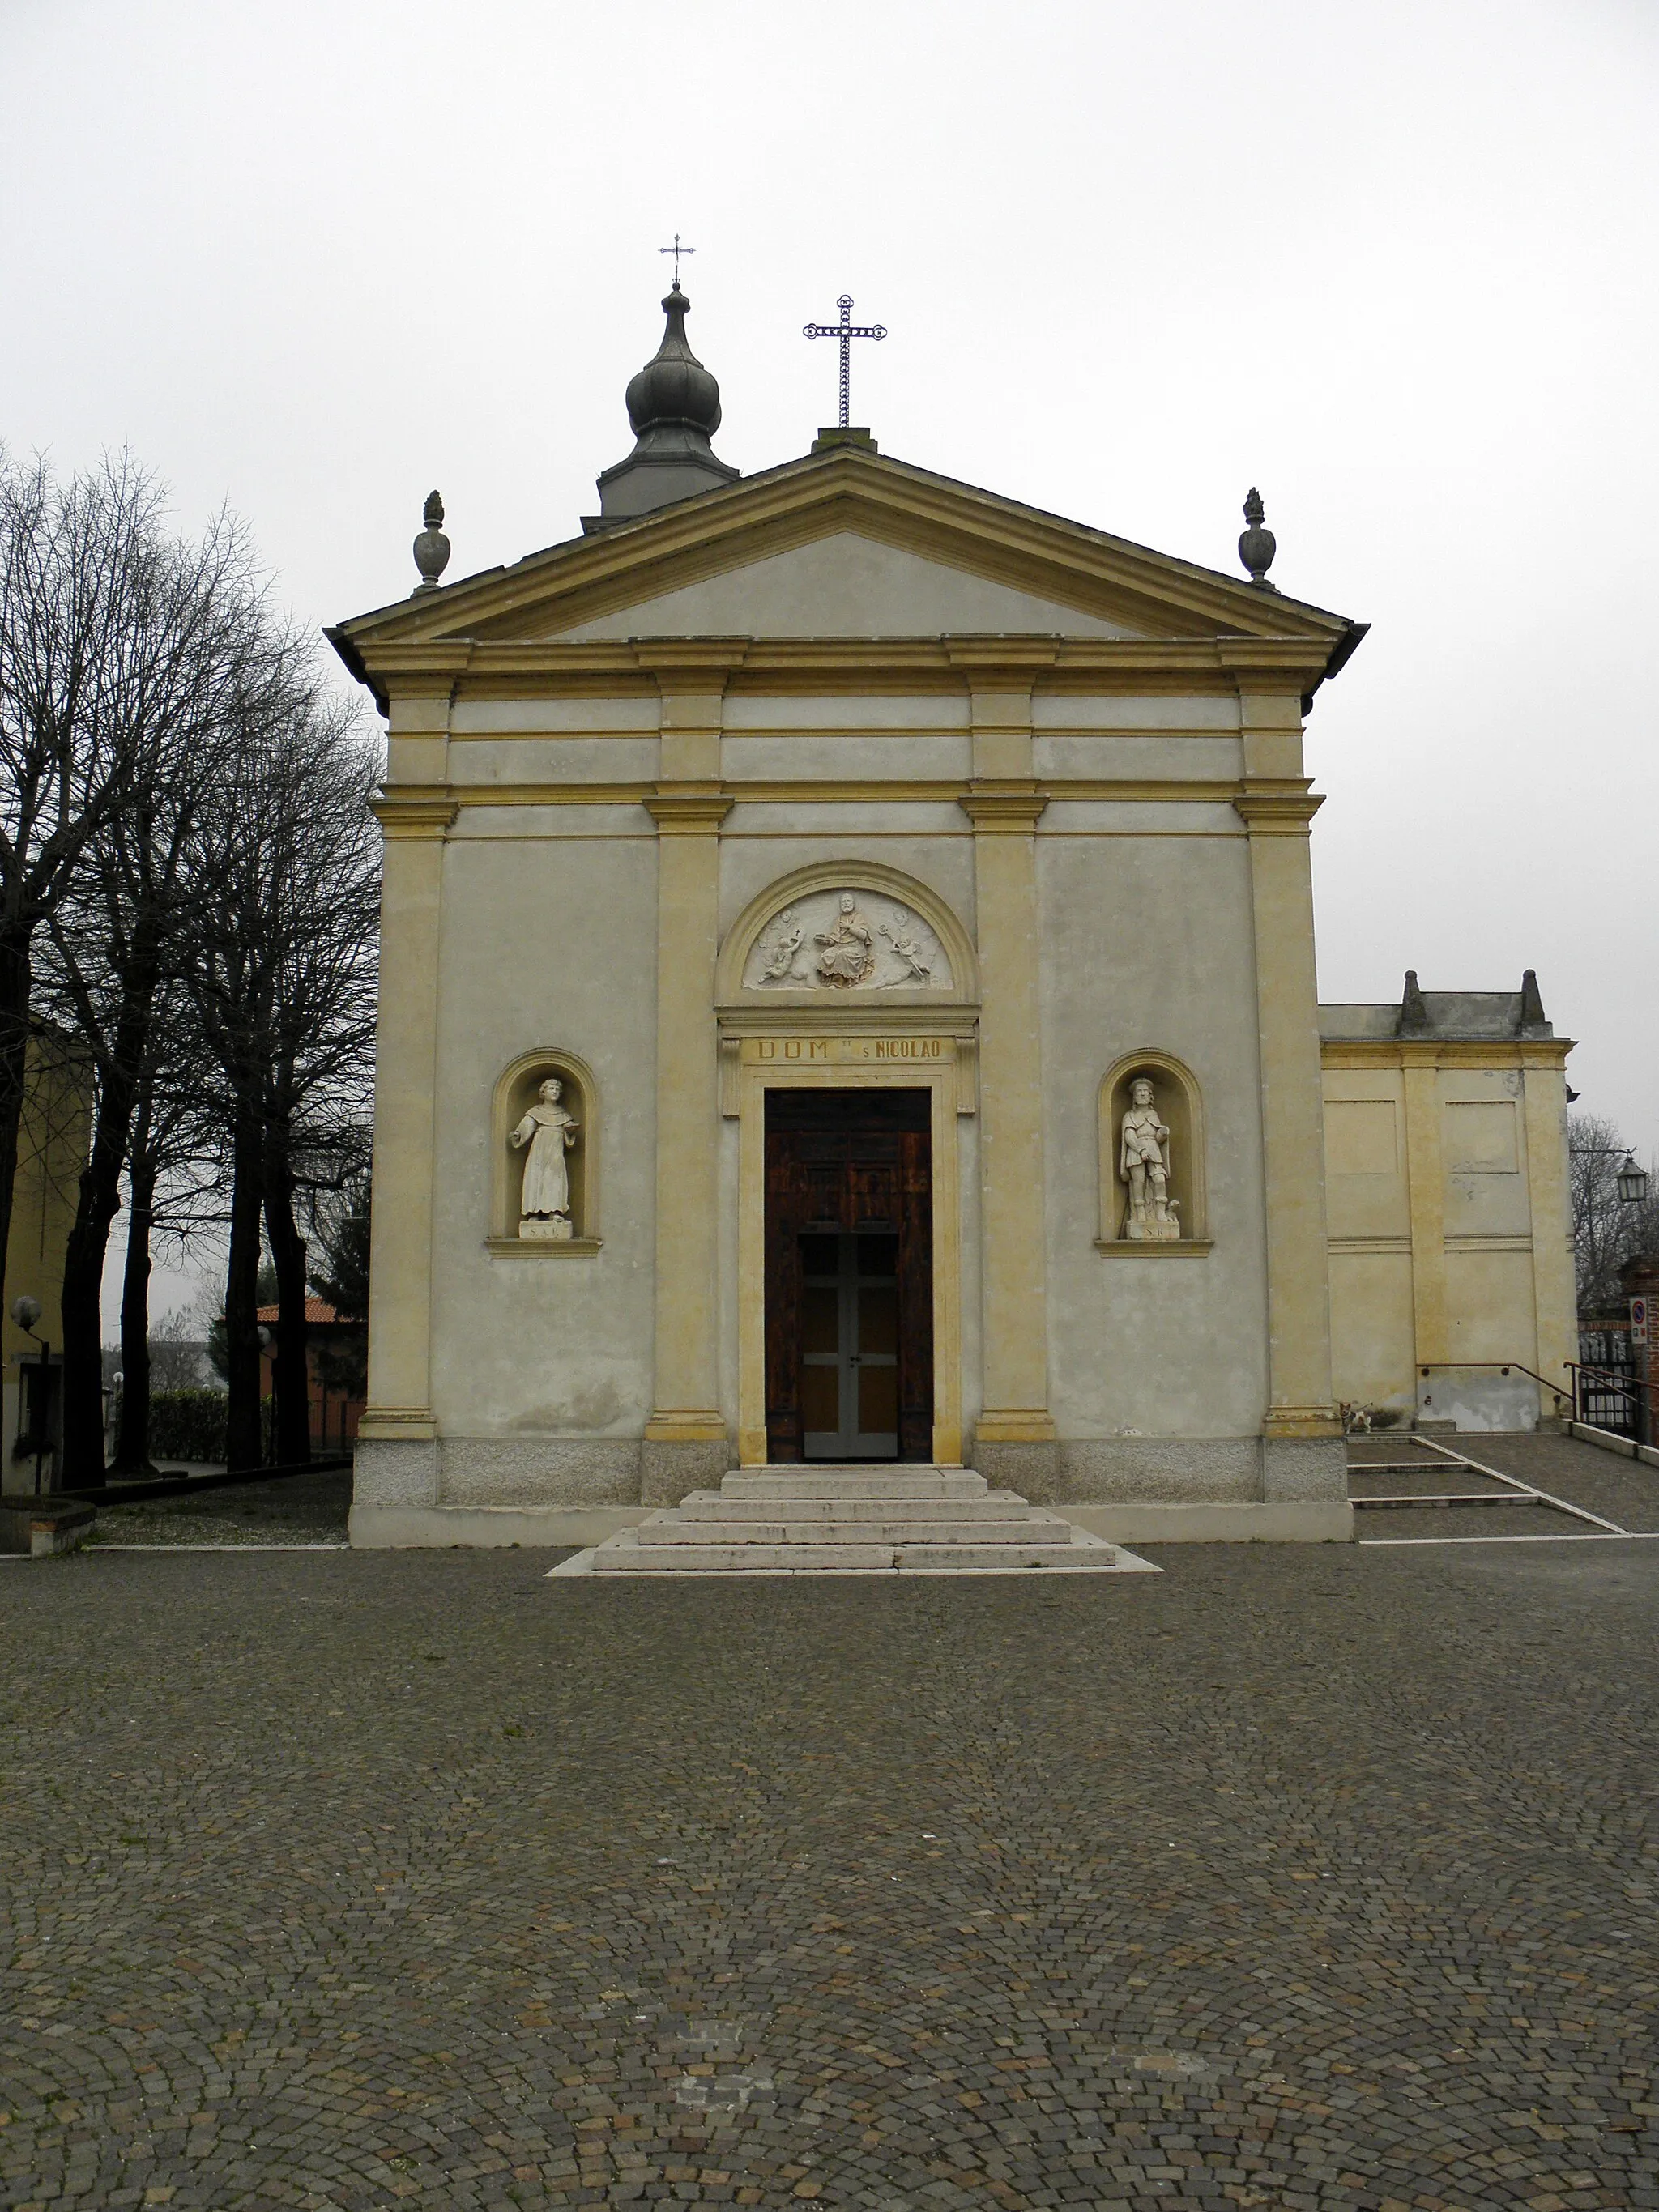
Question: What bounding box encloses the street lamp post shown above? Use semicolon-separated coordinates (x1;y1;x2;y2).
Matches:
11;1295;49;1497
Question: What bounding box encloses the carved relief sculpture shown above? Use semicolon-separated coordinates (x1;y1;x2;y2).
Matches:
510;1078;579;1240
814;893;876;987
757;910;804;981
1120;1076;1180;1240
743;889;951;992
879;907;932;983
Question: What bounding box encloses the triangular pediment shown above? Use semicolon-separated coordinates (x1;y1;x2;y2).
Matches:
520;531;1152;644
330;446;1362;685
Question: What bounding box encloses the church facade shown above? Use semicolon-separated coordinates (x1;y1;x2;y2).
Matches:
330;286;1574;1548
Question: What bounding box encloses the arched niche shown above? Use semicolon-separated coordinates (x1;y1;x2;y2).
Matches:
488;1048;600;1251
716;861;979;1010
1098;1051;1209;1247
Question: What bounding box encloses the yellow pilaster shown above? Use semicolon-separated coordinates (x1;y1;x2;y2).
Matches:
956;650;1056;1444
1399;1049;1448;1369
360;789;457;1441
1522;1051;1576;1398
1234;690;1341;1441
638;646;743;1449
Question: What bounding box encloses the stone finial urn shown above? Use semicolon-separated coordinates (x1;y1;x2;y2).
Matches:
412;490;450;595
1238;487;1277;590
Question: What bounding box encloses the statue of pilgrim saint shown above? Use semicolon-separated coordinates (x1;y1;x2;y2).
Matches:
1119;1076;1180;1241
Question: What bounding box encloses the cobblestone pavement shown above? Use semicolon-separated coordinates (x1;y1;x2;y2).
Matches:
3;1468;1657;2210
1346;1432;1659;1541
86;1466;352;1549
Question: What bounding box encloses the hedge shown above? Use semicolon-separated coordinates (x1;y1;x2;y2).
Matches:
146;1389;229;1462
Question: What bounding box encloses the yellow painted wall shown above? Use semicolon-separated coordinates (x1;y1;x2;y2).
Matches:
2;1026;92;1461
1321;1040;1576;1425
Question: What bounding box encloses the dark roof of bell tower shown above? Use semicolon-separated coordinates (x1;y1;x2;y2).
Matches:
590;284;739;526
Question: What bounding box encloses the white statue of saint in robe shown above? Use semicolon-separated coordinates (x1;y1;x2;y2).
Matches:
510;1077;578;1238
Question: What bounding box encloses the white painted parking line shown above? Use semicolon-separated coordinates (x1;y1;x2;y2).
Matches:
1360;1532;1659;1546
1411;1436;1631;1533
1352;1436;1654;1546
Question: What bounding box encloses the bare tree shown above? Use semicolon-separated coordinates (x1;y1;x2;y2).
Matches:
1569;1110;1658;1318
191;688;379;1470
144;1307;211;1395
108;997;226;1474
0;452;234;1330
38;518;266;1484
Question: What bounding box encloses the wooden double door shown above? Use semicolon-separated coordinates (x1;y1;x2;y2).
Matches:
764;1089;934;1462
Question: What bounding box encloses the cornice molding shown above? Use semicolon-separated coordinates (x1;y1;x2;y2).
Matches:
945;640;1061;680
1233;781;1323;832
957;783;1050;831
631;639;751;684
1213;641;1335;685
349;635;1353;707
369;790;459;840
437;776;1241;809
642;786;735;835
382;669;463;701
1320;1038;1575;1070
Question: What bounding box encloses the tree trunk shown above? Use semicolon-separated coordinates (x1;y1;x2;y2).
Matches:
59;994;150;1486
263;1127;311;1467
113;1131;156;1477
0;931;36;1328
224;1103;264;1473
58;1114;126;1488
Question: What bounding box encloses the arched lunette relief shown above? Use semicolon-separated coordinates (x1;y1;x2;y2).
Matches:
1098;1051;1209;1249
488;1050;600;1253
716;861;979;1009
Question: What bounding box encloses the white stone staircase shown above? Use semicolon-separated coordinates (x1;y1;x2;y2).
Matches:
550;1465;1158;1575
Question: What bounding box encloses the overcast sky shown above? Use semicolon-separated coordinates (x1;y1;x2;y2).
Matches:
3;0;1656;1321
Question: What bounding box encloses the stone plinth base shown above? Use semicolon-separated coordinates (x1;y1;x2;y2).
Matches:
349;1496;1354;1549
1262;1436;1349;1502
353;1438;440;1507
1067;1502;1353;1545
351;1502;645;1549
970;1438;1060;1502
642;1438;734;1506
347;1432;1352;1542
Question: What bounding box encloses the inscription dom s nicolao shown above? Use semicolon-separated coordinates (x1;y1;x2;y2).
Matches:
743;1035;950;1063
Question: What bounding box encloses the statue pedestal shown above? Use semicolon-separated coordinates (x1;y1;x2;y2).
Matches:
519;1216;574;1242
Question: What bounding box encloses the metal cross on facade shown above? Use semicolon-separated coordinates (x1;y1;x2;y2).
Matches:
803;293;887;428
658;234;695;286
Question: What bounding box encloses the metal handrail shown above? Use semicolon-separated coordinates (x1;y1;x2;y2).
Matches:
1408;1359;1650;1446
1415;1359;1569;1405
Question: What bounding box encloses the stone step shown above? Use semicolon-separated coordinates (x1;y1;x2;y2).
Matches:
897;1540;1126;1571
719;1466;989;1500
585;1530;1137;1575
676;1489;1028;1522
636;1513;1072;1547
592;1535;900;1573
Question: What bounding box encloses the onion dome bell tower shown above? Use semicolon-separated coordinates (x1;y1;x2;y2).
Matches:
591;284;740;523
